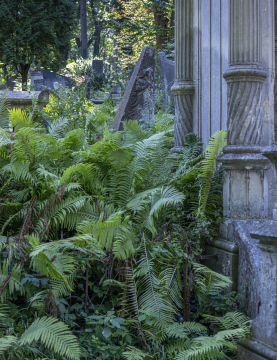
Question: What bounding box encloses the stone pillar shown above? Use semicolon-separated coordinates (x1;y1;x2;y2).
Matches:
219;0;275;220
171;0;194;153
223;0;267;146
238;223;277;359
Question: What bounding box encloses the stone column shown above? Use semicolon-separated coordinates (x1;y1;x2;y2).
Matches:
238;223;277;359
223;0;267;146
171;0;194;153
219;0;275;220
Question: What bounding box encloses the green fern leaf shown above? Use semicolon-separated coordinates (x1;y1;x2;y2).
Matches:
19;316;81;360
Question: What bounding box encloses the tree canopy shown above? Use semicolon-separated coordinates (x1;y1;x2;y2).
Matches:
0;0;77;89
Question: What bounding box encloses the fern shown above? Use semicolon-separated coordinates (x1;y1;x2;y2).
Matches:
0;336;17;355
19;317;81;360
123;346;150;360
199;130;226;213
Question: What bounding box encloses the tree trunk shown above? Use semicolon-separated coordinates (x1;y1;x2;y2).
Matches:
93;25;101;57
80;0;88;59
153;1;170;51
20;64;30;91
90;0;102;57
169;0;175;42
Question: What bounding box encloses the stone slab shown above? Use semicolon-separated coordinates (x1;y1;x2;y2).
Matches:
0;90;49;110
238;339;277;360
157;52;175;105
111;46;155;131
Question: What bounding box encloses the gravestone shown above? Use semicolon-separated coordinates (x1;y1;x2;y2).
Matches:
111;84;122;102
111;46;156;131
0;90;49;110
92;60;104;74
31;69;72;91
34;78;67;91
29;68;43;87
157;52;175;105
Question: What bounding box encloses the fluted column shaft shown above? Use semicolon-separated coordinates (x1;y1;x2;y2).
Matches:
224;0;267;146
171;0;194;153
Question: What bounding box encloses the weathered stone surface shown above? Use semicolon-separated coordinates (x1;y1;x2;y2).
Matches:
31;69;72;91
34;78;67;91
238;339;277;360
157;52;174;105
205;239;238;291
0;90;49;110
29;68;43;87
111;46;155;131
111;84;122;102
92;60;104;74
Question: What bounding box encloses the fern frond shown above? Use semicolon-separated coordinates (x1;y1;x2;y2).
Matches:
19;316;81;360
123;346;151;360
174;336;231;360
193;262;232;298
199;130;226;213
0;336;17;355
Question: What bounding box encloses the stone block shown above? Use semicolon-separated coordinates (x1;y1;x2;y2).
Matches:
205;239;238;291
111;46;155;131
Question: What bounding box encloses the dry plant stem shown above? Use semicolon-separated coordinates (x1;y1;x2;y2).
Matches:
46;288;58;318
0;258;24;297
19;195;37;238
183;242;191;322
95;198;106;221
85;264;89;309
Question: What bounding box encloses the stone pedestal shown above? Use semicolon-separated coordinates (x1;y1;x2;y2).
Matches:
219;146;270;220
237;222;277;359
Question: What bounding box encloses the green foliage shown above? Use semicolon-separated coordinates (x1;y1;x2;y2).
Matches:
0;91;248;360
0;0;77;86
19;317;81;360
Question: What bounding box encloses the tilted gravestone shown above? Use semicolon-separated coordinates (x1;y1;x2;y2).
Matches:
157;52;175;105
111;46;156;131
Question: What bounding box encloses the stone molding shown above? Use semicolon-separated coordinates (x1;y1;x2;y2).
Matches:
223;64;267;83
171;80;194;95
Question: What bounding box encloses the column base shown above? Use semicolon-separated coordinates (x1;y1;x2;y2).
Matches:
170;145;183;154
238;339;277;360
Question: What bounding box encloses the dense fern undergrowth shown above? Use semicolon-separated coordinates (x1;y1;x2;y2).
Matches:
0;91;250;360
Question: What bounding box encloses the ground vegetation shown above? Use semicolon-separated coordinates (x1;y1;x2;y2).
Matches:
0;89;249;359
